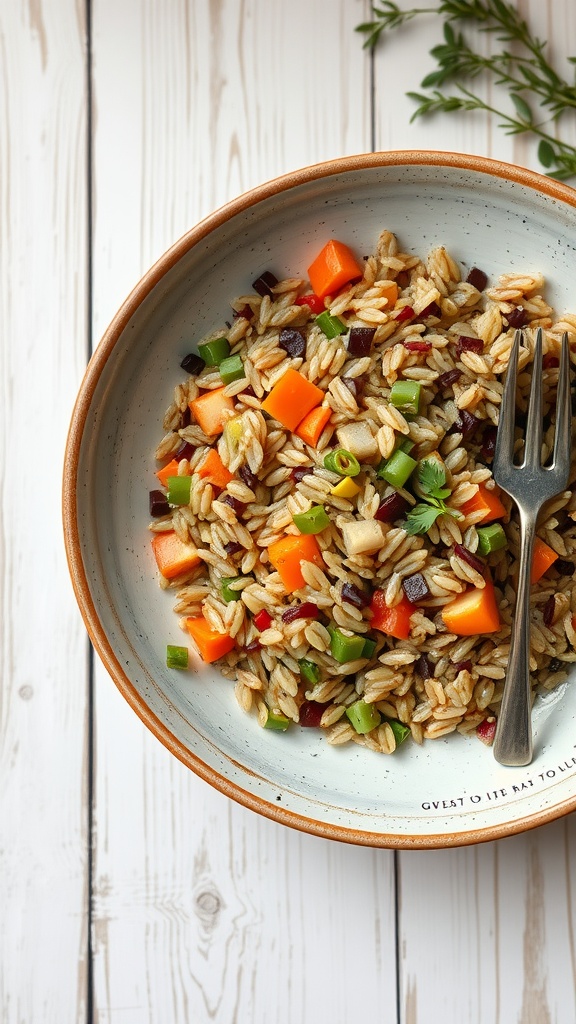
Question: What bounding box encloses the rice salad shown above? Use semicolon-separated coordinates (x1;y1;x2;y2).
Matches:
149;229;576;755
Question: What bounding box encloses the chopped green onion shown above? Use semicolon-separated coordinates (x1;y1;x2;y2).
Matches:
395;436;415;455
298;658;321;685
166;475;192;505
292;505;330;534
386;719;411;746
390;380;422;416
323;448;361;477
361;637;376;659
476;523;507;556
219;353;244;384
221;575;244;602
376;450;417;488
166;645;189;670
328;625;366;663
315;311;347;339
346;699;381;735
264;709;291;731
198;336;230;366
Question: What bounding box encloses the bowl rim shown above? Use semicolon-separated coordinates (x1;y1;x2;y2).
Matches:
63;149;576;849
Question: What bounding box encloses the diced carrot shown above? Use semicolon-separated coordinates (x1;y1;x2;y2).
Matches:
197;447;233;489
441;578;501;635
380;280;399;308
307;239;364;299
151;531;202;580
261;368;324;432
156;457;187;487
189;387;236;437
460;482;507;523
531;537;559;584
294;405;332;447
185;615;235;663
369;591;414;640
267;534;324;593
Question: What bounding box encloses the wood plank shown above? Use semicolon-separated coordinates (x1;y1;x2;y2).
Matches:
0;2;90;1021
90;2;398;1021
371;2;576;1020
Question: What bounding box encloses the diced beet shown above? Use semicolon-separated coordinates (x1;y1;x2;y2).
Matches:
254;609;272;631
480;425;498;462
175;440;196;462
240;384;256;397
476;717;497;745
454;659;473;673
504;306;529;329
542;595;555;628
348;326;376;357
299;701;325;728
221;494;245;515
281;602;319;623
224;540;243;556
245;639;261;653
252;271;278;298
395;305;415;323
543;355;560;370
454;543;485;575
436;368;462;389
420;300;441;319
341;582;371;609
233;304;253;320
239;464;258;490
455;409;481;440
149;489;170;517
291;466;312;484
279;327;306;358
415;654;432;679
374;493;410;523
404;339;432;352
456;335;483;357
402;572;431;603
554;559;574;576
180;352;205;375
295;293;325;314
466;267;488;291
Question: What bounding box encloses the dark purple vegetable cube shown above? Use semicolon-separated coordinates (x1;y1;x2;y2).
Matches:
149;490;170;517
180;352;205;376
291;466;312;484
279;328;306;359
420;300;441;319
252;271;278;298
221;494;245;515
341;582;371;609
455;409;481;440
414;654;432;679
480;425;498;462
466;267;488;291
436;368;462;389
402;572;431;603
175;440;196;462
504;306;529;329
456;335;483;357
224;540;244;556
453;543;485;575
374;492;410;523
348;327;376;357
299;701;325;728
239;464;258;490
542;596;555;628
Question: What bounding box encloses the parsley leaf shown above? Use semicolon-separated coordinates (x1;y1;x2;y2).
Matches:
404;503;444;535
402;457;463;535
417;458;449;499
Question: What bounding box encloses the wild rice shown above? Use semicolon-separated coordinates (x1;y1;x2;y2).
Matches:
150;229;576;754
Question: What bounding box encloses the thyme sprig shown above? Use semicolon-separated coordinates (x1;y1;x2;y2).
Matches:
356;0;576;180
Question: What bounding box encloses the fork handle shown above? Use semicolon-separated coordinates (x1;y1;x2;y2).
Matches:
493;506;537;766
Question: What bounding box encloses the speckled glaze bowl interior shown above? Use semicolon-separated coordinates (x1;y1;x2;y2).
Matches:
63;151;576;848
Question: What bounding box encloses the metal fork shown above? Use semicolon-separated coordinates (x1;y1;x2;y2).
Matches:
492;328;572;766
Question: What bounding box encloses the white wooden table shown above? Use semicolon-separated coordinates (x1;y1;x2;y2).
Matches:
3;1;576;1020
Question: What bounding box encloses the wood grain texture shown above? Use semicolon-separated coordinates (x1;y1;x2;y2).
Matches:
90;2;398;1021
0;1;90;1021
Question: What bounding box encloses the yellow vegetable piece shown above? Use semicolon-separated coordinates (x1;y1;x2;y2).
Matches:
330;476;362;499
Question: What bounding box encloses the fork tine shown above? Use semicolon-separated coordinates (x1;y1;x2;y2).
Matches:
524;328;543;469
493;329;522;477
551;331;572;487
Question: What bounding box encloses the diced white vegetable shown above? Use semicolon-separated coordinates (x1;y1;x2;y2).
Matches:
336;421;378;461
341;519;386;556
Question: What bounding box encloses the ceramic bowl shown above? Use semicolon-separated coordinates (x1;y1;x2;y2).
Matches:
63;151;576;848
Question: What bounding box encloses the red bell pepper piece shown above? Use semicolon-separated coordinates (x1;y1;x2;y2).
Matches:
369;591;414;640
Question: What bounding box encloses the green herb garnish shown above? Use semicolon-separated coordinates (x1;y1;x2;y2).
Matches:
404;458;462;535
356;0;576;180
